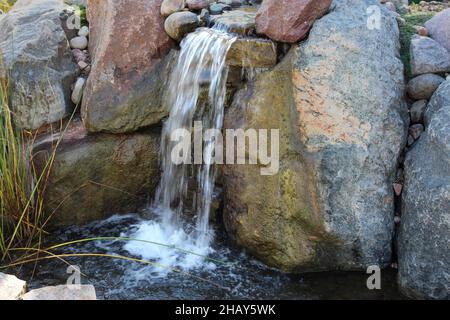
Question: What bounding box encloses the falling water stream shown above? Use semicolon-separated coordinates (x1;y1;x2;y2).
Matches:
123;27;237;272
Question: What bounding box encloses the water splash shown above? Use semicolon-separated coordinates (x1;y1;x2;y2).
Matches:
124;27;237;271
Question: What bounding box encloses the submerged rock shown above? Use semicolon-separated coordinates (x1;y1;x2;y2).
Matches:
33;121;161;227
223;0;408;272
82;0;175;133
22;285;96;300
398;81;450;300
226;38;277;68
210;9;256;35
256;0;332;43
0;0;78;130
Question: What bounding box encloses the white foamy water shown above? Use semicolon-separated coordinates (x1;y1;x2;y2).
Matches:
124;27;237;272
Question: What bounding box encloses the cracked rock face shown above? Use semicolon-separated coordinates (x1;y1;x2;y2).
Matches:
398;81;450;300
0;0;78;130
223;0;408;272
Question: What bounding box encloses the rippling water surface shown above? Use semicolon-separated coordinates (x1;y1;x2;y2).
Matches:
13;214;405;300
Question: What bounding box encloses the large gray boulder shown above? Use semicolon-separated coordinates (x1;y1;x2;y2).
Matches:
0;0;78;130
398;81;450;300
33;121;161;227
223;0;408;272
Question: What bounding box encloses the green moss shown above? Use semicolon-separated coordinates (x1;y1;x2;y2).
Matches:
79;5;88;27
398;11;435;79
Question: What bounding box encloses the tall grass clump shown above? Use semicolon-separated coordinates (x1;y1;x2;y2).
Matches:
0;56;55;264
0;0;15;12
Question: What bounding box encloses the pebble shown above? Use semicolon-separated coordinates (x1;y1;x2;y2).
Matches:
410;100;427;124
406;73;445;100
71;77;86;105
393;183;403;196
199;8;210;26
394;216;401;224
78;61;89;70
164;11;199;41
384;2;397;12
416;26;428;37
72;49;88;63
70;36;88;50
209;3;231;15
78;26;89;37
407;134;415;147
409;124;425;140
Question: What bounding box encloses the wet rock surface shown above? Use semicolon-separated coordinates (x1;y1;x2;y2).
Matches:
33;121;161;227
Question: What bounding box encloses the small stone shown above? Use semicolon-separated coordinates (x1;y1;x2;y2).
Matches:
22;285;96;300
409;124;425;140
406;73;445;100
70;36;88;50
82;65;91;75
209;3;231;15
416;26;428;37
393;182;403;196
394;216;401;224
407;135;415;147
218;0;242;8
384;2;397;12
72;49;88;63
198;8;210;26
0;273;27;300
78;26;89;37
410;35;450;76
161;0;186;17
164;11;199;41
391;262;398;269
186;0;214;10
210;9;256;35
410;100;427;124
71;77;86;105
78;61;89;70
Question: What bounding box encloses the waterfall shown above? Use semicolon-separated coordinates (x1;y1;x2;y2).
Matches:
124;27;237;272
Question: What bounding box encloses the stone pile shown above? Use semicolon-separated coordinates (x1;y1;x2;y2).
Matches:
60;7;91;105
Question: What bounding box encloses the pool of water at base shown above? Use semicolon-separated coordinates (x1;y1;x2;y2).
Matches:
11;213;406;300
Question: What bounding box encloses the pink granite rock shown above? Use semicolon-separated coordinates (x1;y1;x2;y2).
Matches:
256;0;332;43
